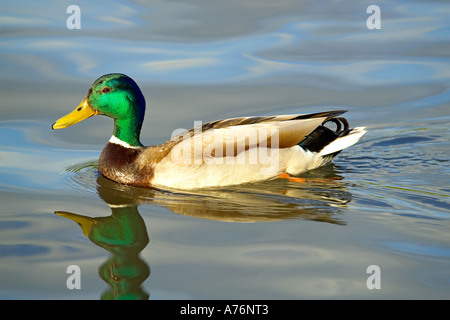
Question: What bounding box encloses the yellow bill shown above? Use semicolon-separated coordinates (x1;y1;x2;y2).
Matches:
55;211;96;237
52;97;98;129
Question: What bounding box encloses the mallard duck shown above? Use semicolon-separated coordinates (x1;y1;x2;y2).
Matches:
53;73;366;190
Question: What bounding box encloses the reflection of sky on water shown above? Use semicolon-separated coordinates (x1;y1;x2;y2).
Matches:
0;121;98;190
1;1;449;86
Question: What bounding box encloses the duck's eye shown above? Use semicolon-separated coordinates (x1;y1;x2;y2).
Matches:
101;87;111;94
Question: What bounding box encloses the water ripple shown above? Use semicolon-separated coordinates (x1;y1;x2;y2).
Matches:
0;244;50;258
62;160;99;196
381;241;450;258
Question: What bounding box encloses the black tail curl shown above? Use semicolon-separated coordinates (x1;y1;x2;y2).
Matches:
298;117;350;153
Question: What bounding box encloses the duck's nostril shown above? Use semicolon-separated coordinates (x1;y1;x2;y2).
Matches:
77;107;82;111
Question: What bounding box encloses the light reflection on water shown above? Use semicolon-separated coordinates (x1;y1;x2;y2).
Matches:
1;0;450;299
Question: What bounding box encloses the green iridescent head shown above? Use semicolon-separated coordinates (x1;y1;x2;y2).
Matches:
52;73;146;147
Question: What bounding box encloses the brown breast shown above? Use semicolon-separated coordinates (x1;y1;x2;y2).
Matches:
98;142;154;187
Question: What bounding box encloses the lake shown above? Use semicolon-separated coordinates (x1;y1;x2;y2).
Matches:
0;0;449;299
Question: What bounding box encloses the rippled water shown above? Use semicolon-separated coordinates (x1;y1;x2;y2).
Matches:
1;0;449;299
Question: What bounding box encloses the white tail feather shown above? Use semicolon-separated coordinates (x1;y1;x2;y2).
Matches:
319;127;367;156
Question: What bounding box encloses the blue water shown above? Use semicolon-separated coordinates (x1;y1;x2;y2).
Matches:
0;0;449;299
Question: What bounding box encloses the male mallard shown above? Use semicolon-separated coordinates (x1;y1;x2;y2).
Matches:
53;73;366;190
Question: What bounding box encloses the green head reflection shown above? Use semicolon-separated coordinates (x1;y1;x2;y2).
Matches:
55;177;150;300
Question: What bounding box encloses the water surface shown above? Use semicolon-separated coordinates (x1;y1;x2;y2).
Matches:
0;0;449;299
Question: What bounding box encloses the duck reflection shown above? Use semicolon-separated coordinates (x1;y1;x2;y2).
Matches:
85;163;352;224
55;163;352;299
55;178;150;300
